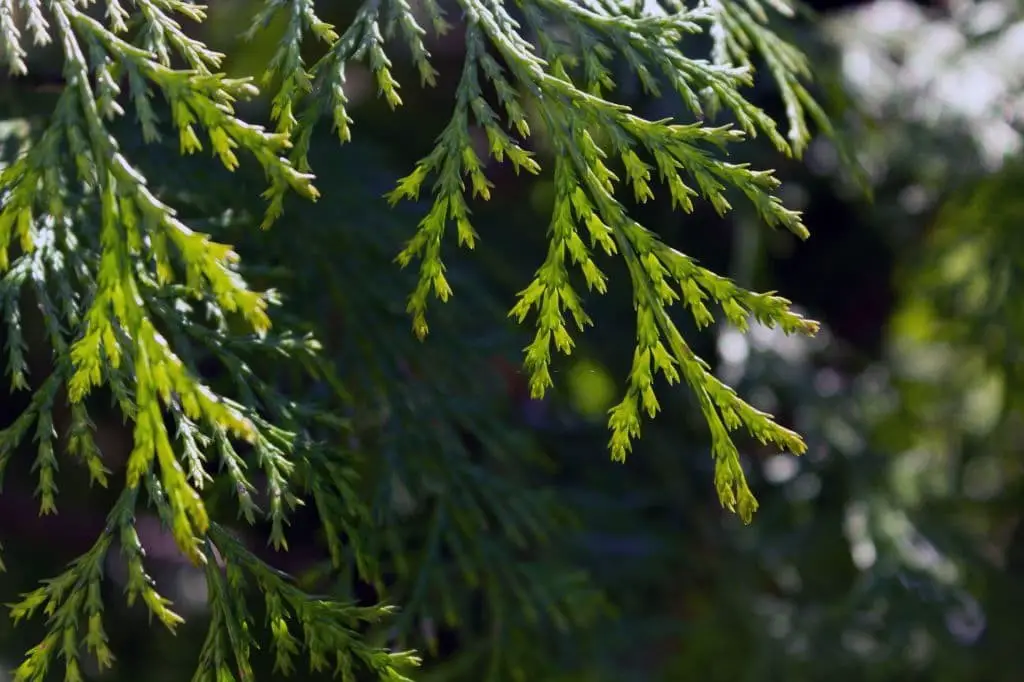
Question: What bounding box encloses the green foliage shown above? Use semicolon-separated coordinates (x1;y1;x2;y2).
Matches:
0;0;839;679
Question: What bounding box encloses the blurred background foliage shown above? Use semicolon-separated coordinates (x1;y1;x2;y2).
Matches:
2;0;1024;681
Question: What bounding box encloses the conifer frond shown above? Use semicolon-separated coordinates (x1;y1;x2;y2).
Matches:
201;524;419;682
0;2;395;677
250;0;827;521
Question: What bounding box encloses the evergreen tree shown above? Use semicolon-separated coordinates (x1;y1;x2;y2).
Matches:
0;0;866;680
